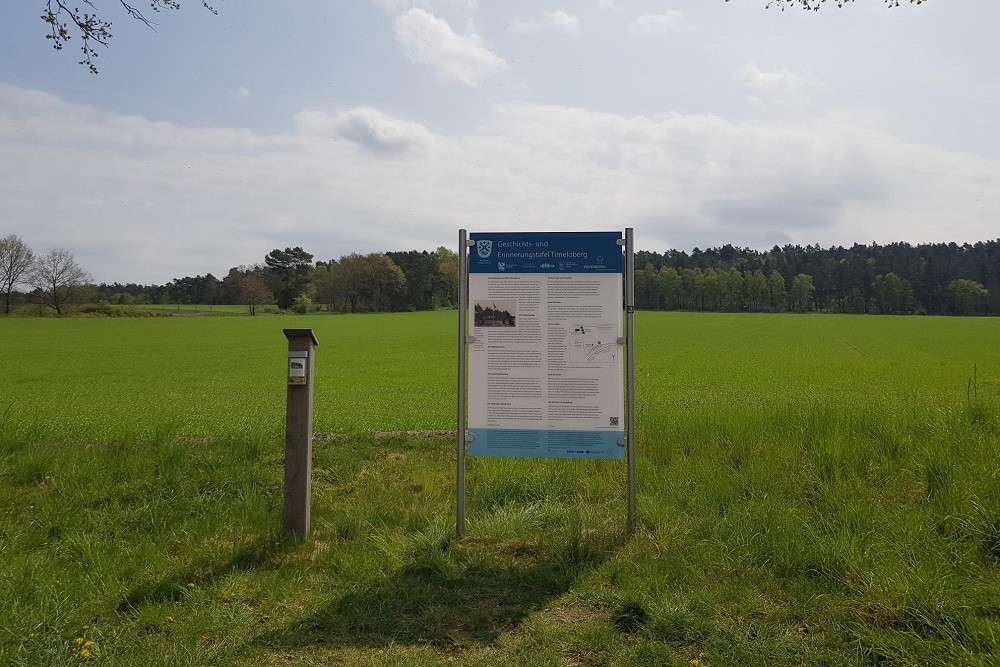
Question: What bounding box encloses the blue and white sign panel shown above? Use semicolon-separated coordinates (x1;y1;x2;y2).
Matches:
467;232;625;459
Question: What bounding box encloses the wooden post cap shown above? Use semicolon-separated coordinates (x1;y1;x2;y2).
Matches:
283;329;319;346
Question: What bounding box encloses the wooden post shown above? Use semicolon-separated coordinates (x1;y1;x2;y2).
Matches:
283;328;318;538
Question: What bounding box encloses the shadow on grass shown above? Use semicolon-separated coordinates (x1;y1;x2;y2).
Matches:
261;547;612;648
117;533;294;613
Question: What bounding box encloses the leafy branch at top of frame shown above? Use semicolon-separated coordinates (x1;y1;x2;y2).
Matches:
736;0;928;10
40;0;927;74
40;0;218;74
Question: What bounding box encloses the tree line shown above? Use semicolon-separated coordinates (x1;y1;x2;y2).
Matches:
0;240;462;316
635;241;997;315
2;234;995;316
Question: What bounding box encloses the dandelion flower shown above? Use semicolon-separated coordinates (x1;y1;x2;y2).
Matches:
84;640;94;648
80;648;92;659
74;637;84;646
167;616;175;623
187;582;196;589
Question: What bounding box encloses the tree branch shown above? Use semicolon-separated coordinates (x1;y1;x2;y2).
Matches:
40;0;218;74
42;0;113;74
728;0;928;10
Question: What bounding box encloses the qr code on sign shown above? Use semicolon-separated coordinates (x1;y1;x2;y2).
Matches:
610;417;619;427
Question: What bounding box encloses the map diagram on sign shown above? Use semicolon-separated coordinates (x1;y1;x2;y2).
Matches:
569;324;618;364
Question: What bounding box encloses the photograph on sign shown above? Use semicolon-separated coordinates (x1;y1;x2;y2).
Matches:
473;299;517;327
466;231;624;460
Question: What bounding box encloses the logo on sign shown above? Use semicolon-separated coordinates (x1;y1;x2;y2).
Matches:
476;240;493;258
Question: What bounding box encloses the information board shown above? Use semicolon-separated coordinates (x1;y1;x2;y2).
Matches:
466;231;625;459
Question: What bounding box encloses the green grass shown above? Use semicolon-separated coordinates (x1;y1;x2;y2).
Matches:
131;304;252;314
0;311;454;441
1;311;999;666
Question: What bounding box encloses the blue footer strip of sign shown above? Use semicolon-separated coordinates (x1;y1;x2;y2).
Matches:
467;428;625;460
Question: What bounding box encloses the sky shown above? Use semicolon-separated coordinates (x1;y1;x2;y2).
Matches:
2;0;999;285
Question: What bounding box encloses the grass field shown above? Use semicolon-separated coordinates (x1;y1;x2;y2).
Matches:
134;304;252;315
1;311;998;666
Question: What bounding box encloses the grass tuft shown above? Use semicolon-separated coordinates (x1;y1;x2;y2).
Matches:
611;599;650;634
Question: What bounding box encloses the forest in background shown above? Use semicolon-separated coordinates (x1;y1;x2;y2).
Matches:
634;241;998;315
3;238;997;316
109;240;997;315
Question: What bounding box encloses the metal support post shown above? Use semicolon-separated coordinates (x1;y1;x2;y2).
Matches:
625;228;637;534
457;230;469;538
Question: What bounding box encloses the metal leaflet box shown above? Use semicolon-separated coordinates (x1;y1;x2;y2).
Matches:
288;351;308;385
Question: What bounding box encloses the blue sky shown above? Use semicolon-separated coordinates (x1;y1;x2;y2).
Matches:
2;0;998;284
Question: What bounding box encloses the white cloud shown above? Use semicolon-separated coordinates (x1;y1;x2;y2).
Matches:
630;12;684;35
372;0;477;12
508;18;542;33
2;84;999;284
736;62;824;112
737;62;820;92
510;11;580;34
544;11;580;33
295;107;433;153
394;8;508;86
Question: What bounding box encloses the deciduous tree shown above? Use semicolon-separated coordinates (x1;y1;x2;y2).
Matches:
323;253;406;313
385;250;438;311
680;268;705;310
432;246;459;309
29;248;91;314
872;272;914;314
1;234;35;315
635;264;659;310
237;275;273;315
948;279;989;315
657;266;682;310
790;273;815;311
167;273;222;304
220;264;273;305
767;271;787;310
312;261;343;311
747;269;768;312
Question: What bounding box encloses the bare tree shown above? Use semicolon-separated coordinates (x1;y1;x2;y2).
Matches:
0;234;36;315
41;0;218;74
30;248;92;315
236;275;273;316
